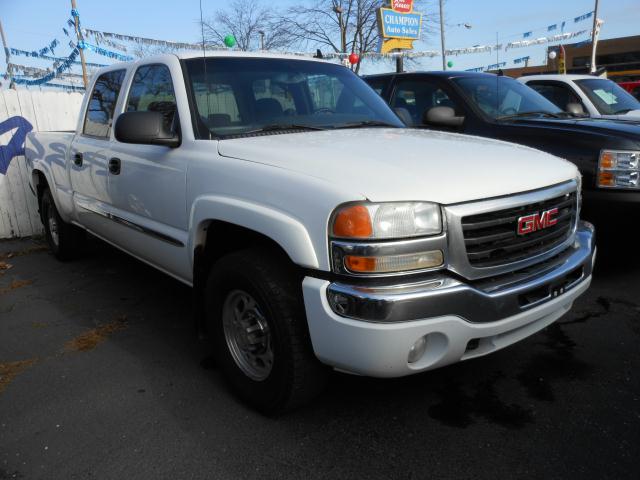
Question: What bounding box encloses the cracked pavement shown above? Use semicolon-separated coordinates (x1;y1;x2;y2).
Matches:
0;227;639;480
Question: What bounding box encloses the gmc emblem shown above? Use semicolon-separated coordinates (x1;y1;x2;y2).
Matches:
517;208;559;235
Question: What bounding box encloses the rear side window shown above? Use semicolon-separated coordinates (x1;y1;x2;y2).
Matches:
83;69;126;138
528;82;582;111
365;77;389;96
127;64;177;131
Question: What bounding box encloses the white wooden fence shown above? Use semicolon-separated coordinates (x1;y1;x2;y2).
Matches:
0;90;84;239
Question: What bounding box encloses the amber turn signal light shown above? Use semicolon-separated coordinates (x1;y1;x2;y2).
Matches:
598;171;615;187
332;205;373;238
344;255;377;273
599;151;616;170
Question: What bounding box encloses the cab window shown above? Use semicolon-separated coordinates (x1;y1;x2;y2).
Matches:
126;64;177;131
527;82;583;112
391;79;460;126
83;69;126;138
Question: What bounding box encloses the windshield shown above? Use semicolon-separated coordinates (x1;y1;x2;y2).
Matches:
182;57;404;138
575;78;640;115
453;75;564;120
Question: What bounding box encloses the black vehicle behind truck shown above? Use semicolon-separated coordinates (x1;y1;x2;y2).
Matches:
365;72;640;212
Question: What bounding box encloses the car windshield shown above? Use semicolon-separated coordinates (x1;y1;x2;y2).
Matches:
182;57;404;138
453;75;564;120
574;78;640;115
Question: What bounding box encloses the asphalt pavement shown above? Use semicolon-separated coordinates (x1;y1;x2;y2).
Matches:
0;226;638;480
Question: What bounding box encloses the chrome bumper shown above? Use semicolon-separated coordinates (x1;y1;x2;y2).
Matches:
326;221;595;323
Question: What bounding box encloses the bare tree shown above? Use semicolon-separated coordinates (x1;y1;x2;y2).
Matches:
281;1;440;73
201;0;294;51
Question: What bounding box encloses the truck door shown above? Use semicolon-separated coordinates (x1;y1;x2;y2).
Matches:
107;62;189;281
389;77;469;131
69;69;126;236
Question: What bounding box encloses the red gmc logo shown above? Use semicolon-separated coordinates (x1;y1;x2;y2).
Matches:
517;208;559;235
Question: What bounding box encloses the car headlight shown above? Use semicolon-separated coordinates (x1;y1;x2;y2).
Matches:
330;202;444;275
331;202;442;239
598;150;640;189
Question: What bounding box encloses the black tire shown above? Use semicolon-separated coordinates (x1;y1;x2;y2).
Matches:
40;188;84;261
205;248;328;414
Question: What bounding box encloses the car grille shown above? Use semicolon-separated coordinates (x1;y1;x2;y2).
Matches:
461;192;577;268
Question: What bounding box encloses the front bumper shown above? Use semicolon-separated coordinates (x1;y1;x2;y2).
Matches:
583;188;640;205
302;222;595;377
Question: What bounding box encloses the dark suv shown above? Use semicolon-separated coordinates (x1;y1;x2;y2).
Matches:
365;71;640;211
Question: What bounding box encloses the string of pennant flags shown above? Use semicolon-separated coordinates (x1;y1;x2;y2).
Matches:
8;39;60;59
521;10;593;39
505;29;590;50
76;41;134;62
10;48;80;86
5;5;599;90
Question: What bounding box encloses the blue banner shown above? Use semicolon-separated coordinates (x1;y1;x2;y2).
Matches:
77;41;133;61
12;48;80;86
574;12;593;23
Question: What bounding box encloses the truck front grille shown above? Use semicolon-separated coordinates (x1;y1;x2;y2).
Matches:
461;192;577;268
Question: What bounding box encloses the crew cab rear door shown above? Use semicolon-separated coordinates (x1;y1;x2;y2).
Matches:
70;68;126;236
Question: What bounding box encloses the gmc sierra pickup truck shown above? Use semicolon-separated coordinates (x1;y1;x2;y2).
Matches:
26;53;595;413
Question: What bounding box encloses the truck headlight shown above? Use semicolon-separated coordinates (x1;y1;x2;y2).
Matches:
598;150;640;189
330;202;445;276
331;202;442;239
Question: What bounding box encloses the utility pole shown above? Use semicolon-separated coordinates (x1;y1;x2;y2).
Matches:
0;19;15;89
590;0;600;74
71;0;88;88
334;6;346;55
258;30;265;50
439;0;446;70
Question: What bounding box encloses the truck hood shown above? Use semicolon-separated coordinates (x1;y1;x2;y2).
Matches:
217;128;578;204
599;110;640;122
507;116;640;142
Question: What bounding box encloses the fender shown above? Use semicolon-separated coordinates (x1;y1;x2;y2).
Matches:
27;133;75;224
189;195;320;270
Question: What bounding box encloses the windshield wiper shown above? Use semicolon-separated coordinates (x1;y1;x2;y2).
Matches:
243;123;328;134
496;111;564;121
332;120;401;129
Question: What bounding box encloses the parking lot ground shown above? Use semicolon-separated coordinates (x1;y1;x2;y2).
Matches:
0;231;639;480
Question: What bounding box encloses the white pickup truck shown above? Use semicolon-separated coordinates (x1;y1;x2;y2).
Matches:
519;74;640;121
26;52;595;413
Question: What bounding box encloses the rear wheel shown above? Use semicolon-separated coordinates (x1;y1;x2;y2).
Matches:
40;188;84;261
205;248;328;414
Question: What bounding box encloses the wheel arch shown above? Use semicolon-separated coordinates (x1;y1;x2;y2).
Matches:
189;195;319;272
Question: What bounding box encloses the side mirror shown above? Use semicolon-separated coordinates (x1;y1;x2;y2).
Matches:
115;111;180;148
566;102;586;116
423;106;465;128
394;107;413;126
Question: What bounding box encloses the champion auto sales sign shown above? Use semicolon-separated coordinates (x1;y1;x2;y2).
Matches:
379;0;422;41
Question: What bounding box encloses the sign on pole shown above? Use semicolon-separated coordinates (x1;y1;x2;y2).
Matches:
378;0;423;54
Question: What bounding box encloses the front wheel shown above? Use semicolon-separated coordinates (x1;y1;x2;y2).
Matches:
40;188;84;261
205;248;328;414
